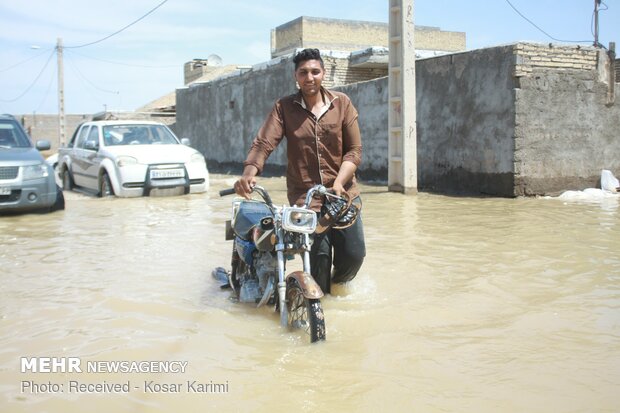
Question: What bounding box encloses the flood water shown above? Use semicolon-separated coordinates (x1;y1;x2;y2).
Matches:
1;174;619;412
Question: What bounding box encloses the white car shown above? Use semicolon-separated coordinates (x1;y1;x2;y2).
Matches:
57;120;209;197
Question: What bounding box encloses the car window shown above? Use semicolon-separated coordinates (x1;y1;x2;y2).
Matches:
0;120;31;148
83;126;99;150
67;124;83;148
149;125;179;144
102;124;179;146
75;126;90;149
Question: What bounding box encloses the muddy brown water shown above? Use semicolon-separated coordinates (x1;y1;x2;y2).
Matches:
1;174;619;412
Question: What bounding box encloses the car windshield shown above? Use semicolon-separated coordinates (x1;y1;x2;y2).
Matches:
0;120;32;149
102;124;180;147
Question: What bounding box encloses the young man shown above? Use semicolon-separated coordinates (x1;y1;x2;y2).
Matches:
233;48;366;294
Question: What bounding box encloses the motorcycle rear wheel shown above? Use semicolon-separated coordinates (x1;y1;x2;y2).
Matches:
286;280;326;343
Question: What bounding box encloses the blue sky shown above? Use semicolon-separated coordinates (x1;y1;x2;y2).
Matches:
1;0;618;115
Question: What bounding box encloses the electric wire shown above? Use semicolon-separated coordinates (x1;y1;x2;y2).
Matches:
0;48;53;73
65;54;120;95
0;48;55;103
66;49;179;69
34;62;57;113
591;1;609;48
64;0;169;49
504;0;591;44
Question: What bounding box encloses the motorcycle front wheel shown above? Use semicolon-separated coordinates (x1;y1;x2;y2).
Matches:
286;280;326;343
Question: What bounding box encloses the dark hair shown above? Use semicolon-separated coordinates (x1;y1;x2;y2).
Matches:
293;48;324;70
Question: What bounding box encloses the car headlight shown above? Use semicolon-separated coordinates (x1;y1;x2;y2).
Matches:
22;163;49;181
190;153;206;164
116;156;138;167
281;207;317;234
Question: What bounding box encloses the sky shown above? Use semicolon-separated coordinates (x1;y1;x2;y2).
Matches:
1;0;618;115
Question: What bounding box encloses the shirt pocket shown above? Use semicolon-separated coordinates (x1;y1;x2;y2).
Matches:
317;123;342;159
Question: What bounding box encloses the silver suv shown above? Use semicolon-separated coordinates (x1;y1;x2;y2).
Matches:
0;114;64;213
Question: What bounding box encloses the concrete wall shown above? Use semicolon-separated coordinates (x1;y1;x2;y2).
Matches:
176;58;296;174
512;43;619;195
415;46;518;196
175;42;620;197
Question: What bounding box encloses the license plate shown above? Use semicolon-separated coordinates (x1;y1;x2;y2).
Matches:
150;169;184;179
0;186;11;195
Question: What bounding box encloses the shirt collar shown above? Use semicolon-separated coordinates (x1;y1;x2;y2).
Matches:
295;87;338;116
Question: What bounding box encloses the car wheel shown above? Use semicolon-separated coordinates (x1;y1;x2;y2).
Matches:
99;172;114;197
50;185;65;212
62;168;74;191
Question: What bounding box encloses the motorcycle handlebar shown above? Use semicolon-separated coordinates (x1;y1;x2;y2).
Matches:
219;186;273;206
219;188;236;197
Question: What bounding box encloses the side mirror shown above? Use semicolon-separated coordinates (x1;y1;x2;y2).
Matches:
35;140;51;151
84;140;99;151
181;138;191;146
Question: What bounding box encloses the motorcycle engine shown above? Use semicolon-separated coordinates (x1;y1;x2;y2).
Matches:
239;251;277;303
254;251;278;291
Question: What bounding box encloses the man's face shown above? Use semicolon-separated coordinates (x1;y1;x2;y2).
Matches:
295;59;324;98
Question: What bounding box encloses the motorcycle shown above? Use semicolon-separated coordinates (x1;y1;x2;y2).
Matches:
217;184;353;343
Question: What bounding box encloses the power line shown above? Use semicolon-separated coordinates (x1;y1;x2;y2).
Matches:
34;61;57;113
0;49;55;103
503;0;591;44
65;54;120;95
66;49;179;69
0;48;54;73
64;0;169;49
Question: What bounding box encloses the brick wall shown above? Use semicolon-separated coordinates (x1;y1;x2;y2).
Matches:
513;43;598;77
271;16;465;57
322;56;388;88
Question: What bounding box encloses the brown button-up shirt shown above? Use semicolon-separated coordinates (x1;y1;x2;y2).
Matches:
244;87;362;209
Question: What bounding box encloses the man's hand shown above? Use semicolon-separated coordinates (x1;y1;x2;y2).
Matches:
332;160;357;196
234;166;258;199
332;181;345;197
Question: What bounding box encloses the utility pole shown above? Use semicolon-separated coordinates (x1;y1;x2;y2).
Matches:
594;0;600;47
388;0;417;194
57;37;66;146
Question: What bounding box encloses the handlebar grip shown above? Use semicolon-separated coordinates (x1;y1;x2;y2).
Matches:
219;188;236;197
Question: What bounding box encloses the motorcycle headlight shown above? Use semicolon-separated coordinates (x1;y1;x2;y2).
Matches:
116;156;138;167
22;163;49;181
281;207;317;234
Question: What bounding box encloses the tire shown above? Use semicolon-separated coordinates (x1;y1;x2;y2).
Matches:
50;185;65;212
99;172;114;197
62;168;74;191
286;279;326;343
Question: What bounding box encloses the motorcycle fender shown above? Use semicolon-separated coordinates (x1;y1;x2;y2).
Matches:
286;271;324;299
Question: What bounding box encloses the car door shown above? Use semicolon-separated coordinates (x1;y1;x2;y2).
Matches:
71;125;91;187
79;125;101;191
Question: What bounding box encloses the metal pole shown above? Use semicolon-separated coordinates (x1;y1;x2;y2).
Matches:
57;37;66;147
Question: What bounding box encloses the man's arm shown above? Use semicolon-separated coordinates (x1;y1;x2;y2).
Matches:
234;165;258;199
333;161;357;196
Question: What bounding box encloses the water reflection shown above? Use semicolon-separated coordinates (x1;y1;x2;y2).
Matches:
0;175;618;412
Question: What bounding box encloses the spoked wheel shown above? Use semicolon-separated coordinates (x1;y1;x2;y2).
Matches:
286;280;326;343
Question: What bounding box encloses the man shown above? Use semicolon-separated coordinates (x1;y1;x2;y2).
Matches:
234;48;366;294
